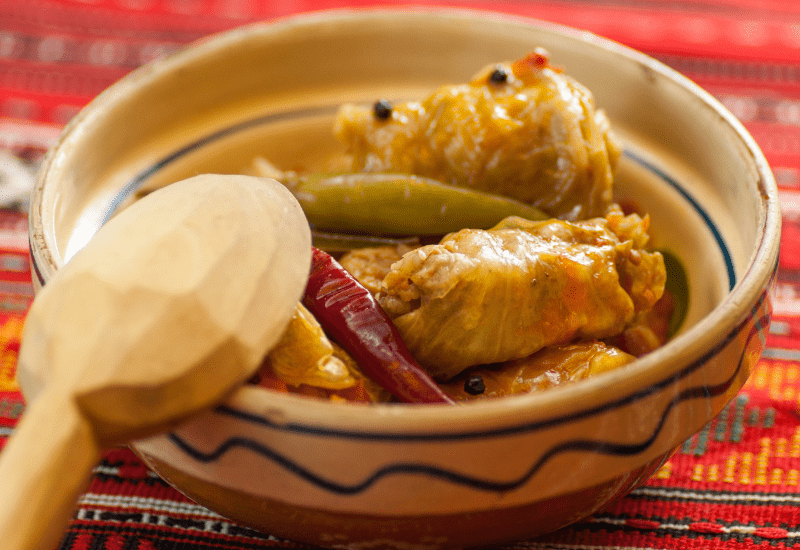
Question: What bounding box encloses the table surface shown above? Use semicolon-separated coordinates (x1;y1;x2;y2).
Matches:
3;0;800;548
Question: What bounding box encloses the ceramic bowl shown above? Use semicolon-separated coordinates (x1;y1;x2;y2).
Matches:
28;8;780;549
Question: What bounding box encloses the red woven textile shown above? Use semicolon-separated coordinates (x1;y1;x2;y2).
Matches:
2;1;800;548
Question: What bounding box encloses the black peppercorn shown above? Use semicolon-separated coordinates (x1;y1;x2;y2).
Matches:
373;99;393;120
464;374;486;395
489;67;508;84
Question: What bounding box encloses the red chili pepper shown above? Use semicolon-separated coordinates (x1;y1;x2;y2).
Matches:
302;247;455;404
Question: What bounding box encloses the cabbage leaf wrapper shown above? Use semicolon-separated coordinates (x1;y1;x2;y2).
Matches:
334;51;621;220
377;213;666;381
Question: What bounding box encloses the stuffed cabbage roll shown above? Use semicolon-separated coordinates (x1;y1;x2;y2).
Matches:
439;341;636;401
377;211;666;380
334;50;621;220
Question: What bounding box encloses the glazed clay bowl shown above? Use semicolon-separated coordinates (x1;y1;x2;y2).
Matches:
28;8;780;549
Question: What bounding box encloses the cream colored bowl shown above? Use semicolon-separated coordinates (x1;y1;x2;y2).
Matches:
29;8;780;549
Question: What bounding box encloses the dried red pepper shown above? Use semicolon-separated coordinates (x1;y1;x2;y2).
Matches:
302;247;455;404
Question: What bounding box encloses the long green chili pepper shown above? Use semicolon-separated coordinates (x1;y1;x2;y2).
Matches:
302;247;455;405
287;172;548;236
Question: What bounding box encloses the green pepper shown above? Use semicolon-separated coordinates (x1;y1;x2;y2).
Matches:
285;172;548;236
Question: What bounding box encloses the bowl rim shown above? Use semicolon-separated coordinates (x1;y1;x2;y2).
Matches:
30;6;781;432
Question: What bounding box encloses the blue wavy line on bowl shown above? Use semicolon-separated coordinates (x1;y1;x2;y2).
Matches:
167;305;769;495
623;150;735;292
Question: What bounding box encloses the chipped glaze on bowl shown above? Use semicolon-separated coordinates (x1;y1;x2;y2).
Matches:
28;8;780;549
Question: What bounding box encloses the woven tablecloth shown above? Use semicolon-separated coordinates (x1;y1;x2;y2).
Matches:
3;1;800;548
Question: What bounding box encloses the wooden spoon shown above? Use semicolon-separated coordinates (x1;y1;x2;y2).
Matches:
0;174;311;550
